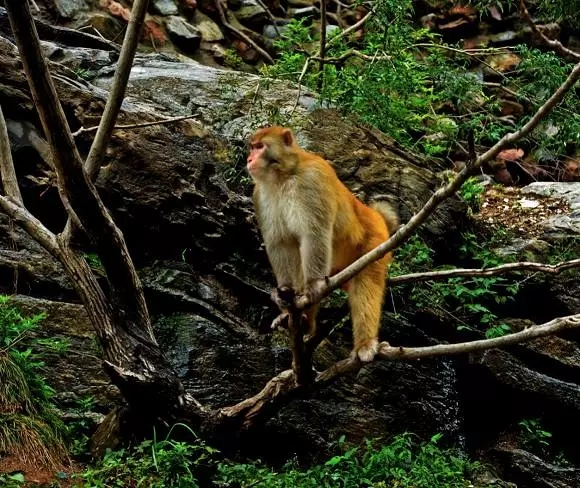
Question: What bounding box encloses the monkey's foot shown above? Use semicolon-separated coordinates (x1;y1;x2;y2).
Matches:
353;338;379;363
270;286;295;309
271;312;308;331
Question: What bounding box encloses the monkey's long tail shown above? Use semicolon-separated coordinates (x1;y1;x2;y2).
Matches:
370;201;400;236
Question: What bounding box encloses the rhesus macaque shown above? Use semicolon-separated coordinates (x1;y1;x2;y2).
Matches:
246;126;399;362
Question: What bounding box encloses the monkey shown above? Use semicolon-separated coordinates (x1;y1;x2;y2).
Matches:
246;126;399;362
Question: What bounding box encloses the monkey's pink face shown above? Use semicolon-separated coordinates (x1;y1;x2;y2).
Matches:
247;140;268;175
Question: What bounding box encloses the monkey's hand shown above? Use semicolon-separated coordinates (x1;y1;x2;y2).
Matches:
270;285;295;310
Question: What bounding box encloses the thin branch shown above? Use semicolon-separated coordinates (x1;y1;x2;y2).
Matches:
379;313;580;360
0;105;23;204
255;0;280;37
213;0;274;64
295;58;580;309
72;114;200;137
311;50;390;64
327;10;371;48
83;0;151;181
520;0;580;61
317;0;327;91
390;258;580;285
0;195;59;256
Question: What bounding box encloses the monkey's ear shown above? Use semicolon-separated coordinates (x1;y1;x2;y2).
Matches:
281;129;294;146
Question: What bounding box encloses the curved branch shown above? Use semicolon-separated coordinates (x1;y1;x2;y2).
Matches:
520;0;580;61
390;258;580;285
295;58;580;309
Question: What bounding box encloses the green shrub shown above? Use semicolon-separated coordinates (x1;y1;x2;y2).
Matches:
217;433;477;488
0;295;68;470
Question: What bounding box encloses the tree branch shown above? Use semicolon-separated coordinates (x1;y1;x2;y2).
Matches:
72;114;200;137
213;0;274;64
520;0;580;61
390;258;580;285
83;0;151;181
0;105;23;204
5;0;155;345
295;57;580;309
0;195;59;256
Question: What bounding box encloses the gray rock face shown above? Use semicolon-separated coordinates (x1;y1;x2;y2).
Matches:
233;0;268;23
165;16;202;53
151;0;179;16
52;0;89;19
194;10;224;42
521;182;580;236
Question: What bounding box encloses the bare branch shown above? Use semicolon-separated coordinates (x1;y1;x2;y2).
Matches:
295;58;580;309
83;0;150;180
0;105;23;204
5;0;155;344
73;114;200;137
318;0;328;91
214;0;274;64
520;0;580;61
255;0;280;37
311;50;390;64
0;195;59;256
379;313;580;360
327;10;371;48
390;258;580;285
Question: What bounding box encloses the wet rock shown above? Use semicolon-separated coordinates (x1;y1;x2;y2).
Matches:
287;6;319;18
8;295;119;411
165;16;202;53
151;0;179;15
52;0;89;19
194;10;224;42
493;448;580;488
233;0;268;24
70;12;125;43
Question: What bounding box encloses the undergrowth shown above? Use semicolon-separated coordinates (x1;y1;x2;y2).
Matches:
0;295;68;471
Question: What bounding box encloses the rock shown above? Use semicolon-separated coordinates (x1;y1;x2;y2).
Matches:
493;448;580;488
9;295;119;410
263;23;288;39
233;0;268;24
287;6;319;18
326;24;340;37
164;16;202;53
52;0;89;19
194;10;224;42
151;0;179;15
521;182;580;237
70;12;125;43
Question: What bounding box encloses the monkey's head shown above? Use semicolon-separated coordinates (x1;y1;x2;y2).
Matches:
246;126;298;179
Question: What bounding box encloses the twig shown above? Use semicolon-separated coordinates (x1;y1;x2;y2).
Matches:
327;10;371;48
379;313;580;360
390;258;580;285
295;57;580;309
310;50;390;64
318;0;328;91
72;114;200;137
520;0;580;61
83;0;151;181
288;58;312;118
0;105;23;204
255;0;280;37
213;0;274;64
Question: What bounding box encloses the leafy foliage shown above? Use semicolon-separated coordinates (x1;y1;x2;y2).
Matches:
0;295;67;470
262;0;580;166
76;424;218;487
217;433;477;488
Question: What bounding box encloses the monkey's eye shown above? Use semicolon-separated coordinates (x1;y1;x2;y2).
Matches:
253;142;264;150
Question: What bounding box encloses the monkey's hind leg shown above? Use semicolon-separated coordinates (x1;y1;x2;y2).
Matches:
347;262;386;362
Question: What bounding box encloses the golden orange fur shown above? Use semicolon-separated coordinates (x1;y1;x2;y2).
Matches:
247;126;398;362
